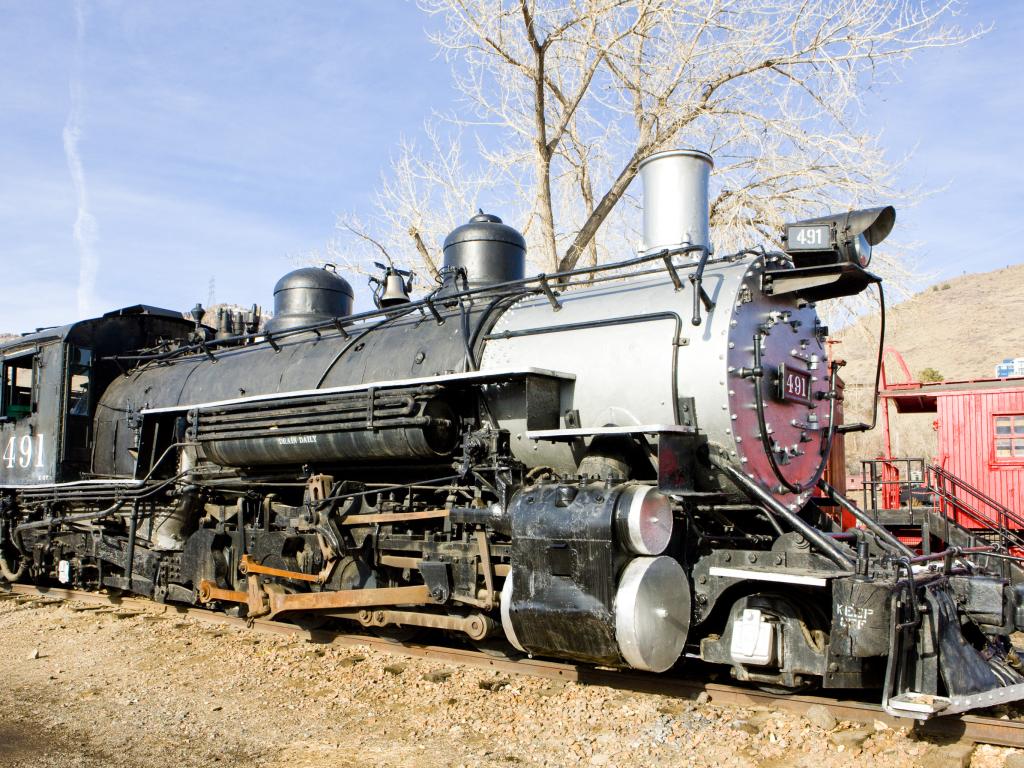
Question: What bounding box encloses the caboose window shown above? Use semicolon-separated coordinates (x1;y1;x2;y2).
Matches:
1;354;36;421
993;414;1024;462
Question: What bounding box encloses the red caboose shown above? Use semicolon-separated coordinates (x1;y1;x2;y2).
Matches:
861;374;1024;576
882;376;1024;520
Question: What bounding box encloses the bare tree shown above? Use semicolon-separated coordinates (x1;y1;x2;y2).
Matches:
333;123;501;283
341;0;979;291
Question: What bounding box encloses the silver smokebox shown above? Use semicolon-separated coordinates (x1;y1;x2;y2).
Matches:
638;149;713;257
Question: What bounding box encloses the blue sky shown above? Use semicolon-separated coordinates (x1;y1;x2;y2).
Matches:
0;0;1021;334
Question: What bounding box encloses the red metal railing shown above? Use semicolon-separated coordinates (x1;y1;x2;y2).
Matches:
927;464;1024;553
859;458;1024;556
859;458;926;513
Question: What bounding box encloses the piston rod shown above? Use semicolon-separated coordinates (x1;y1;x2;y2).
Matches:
716;461;855;570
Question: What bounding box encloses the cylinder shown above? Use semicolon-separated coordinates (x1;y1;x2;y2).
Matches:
615;485;673;556
615;556;691;672
638;149;713;257
442;212;526;289
265;265;354;333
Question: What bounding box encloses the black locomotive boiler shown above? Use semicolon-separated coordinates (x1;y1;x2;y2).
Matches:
3;149;1024;718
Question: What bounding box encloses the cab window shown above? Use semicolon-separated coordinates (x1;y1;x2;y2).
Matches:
1;354;36;421
67;347;92;416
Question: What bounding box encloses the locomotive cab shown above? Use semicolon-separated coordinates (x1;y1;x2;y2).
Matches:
1;340;111;481
0;338;58;484
0;306;196;487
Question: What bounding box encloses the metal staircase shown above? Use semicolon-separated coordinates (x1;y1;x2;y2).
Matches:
924;464;1024;581
856;459;1024;583
927;464;1024;546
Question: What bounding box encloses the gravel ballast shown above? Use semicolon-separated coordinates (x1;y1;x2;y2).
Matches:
0;594;1020;768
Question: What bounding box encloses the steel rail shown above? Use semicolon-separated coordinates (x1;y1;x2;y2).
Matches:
4;583;1024;749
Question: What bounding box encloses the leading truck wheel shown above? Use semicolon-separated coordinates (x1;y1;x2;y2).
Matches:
472;636;524;660
753;680;819;695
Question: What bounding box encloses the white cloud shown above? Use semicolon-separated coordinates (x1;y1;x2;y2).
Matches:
63;0;101;319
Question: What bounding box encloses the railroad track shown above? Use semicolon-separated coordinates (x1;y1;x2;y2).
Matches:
4;582;1024;750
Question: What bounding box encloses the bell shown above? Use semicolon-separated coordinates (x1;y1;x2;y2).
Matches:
379;272;411;307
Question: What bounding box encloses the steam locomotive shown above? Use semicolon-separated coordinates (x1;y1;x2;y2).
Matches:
3;149;1023;718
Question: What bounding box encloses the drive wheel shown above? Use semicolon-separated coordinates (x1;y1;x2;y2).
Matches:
291;613;329;631
371;625;420;643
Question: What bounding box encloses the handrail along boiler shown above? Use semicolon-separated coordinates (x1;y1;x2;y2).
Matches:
2;149;1023;718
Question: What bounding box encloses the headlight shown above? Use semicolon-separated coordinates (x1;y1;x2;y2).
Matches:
850;232;872;267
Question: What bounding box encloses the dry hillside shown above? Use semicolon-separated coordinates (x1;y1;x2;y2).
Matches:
835;263;1024;472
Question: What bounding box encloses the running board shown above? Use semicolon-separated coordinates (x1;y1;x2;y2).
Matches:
886;683;1024;719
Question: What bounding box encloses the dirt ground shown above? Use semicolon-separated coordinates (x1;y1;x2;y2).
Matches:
0;592;1021;768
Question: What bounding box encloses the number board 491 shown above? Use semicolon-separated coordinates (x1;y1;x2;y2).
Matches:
777;364;812;406
2;434;46;470
785;224;831;251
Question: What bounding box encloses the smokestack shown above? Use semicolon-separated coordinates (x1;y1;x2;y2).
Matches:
638;149;713;257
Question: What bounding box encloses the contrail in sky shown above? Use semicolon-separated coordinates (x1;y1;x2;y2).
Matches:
63;0;99;320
